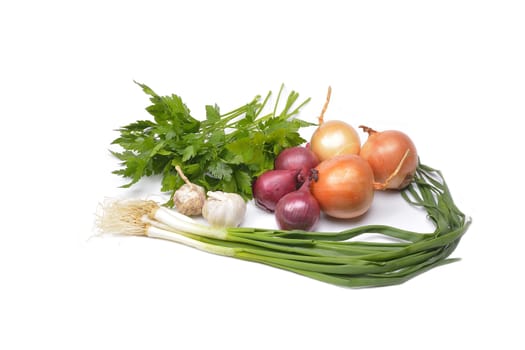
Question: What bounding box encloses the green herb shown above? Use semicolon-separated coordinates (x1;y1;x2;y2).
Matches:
111;82;313;204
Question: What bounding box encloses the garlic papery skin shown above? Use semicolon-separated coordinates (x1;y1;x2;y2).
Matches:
173;183;206;216
202;191;247;227
173;165;206;216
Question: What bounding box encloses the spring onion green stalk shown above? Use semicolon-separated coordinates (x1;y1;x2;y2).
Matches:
97;164;471;288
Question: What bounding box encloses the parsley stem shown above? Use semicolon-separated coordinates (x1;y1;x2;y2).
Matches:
289;97;312;119
255;91;272;118
272;83;285;119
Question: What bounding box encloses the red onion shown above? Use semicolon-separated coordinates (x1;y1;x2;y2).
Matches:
274;146;319;171
252;169;303;212
275;178;320;231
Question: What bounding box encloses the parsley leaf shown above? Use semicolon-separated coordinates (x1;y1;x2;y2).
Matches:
111;82;314;204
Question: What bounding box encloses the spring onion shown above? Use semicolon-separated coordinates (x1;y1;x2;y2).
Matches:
97;163;471;288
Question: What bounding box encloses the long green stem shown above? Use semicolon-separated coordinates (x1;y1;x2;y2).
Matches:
267;224;431;242
100;163;470;288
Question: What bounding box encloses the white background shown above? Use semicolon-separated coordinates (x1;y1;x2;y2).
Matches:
1;0;524;349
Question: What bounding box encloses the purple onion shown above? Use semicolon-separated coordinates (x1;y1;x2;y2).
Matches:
252;169;302;212
274;178;320;231
274;146;319;172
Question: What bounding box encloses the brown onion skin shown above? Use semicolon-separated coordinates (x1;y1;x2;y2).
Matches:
359;128;418;190
310;154;375;219
310;120;361;162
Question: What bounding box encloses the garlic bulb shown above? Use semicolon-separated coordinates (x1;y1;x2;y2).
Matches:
202;191;247;227
173;165;206;216
173;183;206;216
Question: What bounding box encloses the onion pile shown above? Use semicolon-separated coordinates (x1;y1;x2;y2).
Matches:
253;146;321;230
253;87;419;226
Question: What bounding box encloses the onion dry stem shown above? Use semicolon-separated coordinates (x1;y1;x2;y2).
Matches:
317;86;332;124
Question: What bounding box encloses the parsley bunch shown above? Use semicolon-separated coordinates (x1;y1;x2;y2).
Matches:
111;82;313;205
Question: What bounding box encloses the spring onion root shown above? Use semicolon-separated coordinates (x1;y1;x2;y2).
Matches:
97;164;471;288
